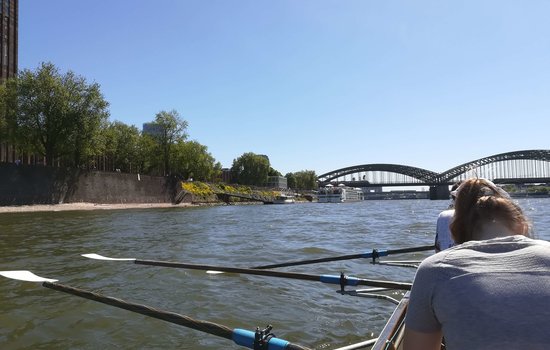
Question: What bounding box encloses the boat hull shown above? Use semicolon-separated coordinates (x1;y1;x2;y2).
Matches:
371;292;409;350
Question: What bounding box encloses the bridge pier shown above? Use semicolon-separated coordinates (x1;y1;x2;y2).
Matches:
429;185;450;200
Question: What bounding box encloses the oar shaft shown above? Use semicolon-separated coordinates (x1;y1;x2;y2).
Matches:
321;275;412;290
253;244;434;270
386;245;434;255
43;281;311;350
135;259;322;282
134;259;412;290
43;281;234;339
252;254;364;269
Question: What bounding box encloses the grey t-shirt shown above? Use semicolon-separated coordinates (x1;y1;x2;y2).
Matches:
406;235;550;350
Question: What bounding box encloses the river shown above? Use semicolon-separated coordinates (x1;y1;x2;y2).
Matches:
1;198;549;350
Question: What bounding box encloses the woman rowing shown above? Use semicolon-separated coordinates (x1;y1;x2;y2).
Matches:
434;181;463;253
404;178;550;350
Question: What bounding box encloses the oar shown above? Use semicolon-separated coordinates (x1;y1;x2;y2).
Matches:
251;245;434;269
82;254;413;290
0;270;311;350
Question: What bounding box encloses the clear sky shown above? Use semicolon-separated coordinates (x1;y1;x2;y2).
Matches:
20;1;550;175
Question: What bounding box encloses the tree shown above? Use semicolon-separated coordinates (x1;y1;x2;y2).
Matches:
137;132;160;175
231;152;270;186
171;140;221;181
3;62;109;166
100;121;141;172
0;83;9;143
147;110;188;175
268;167;282;176
291;170;318;190
0;79;24;152
285;172;296;189
65;71;110;166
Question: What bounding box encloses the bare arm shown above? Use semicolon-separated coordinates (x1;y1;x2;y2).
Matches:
403;327;442;350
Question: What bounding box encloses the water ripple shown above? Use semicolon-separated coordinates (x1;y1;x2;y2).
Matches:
1;199;548;349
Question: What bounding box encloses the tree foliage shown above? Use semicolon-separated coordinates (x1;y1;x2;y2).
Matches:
268;167;282;176
148;110;188;175
137;133;160;175
0;63;247;183
100;121;142;172
231;152;270;186
1;78;25;151
285;172;296;189
171;140;221;181
3;62;109;166
287;170;318;190
0;83;11;143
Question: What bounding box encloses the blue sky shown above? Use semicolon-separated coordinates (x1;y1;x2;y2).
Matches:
20;1;550;175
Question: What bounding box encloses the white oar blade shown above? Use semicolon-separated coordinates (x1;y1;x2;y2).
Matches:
206;270;224;274
81;253;135;261
0;270;58;283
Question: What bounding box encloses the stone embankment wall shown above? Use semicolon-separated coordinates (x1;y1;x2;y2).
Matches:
0;163;181;206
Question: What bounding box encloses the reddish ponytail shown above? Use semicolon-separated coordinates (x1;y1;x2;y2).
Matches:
450;178;529;244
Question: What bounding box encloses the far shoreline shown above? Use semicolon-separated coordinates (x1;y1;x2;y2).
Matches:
0;202;202;214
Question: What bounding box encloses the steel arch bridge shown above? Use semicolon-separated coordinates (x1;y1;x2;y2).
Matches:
317;150;550;188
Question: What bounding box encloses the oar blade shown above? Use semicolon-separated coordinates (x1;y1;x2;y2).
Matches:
82;253;135;261
0;270;58;283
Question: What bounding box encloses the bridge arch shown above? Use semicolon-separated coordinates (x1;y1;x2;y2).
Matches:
436;150;550;183
317;164;438;185
317;149;550;190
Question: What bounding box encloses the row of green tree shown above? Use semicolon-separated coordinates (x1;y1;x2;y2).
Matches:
230;153;317;189
0;62;317;189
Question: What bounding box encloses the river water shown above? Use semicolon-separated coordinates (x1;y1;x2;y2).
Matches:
1;198;549;350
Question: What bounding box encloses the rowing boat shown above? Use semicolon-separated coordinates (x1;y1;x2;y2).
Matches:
371;292;445;350
371;292;409;350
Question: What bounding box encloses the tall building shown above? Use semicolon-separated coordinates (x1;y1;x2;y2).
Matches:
0;0;17;83
0;0;17;164
142;122;164;137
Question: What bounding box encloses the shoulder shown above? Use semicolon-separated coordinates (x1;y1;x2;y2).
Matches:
503;235;550;258
412;248;466;291
406;251;451;332
417;250;449;271
436;209;454;220
434;235;550;270
460;235;550;251
414;251;453;285
523;236;550;247
437;209;455;222
416;244;471;277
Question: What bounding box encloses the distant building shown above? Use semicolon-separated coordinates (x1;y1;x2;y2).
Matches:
0;0;17;163
221;168;233;183
0;0;17;83
142;122;163;137
267;176;287;189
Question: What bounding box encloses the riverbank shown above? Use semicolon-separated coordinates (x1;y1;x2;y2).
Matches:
0;202;198;213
